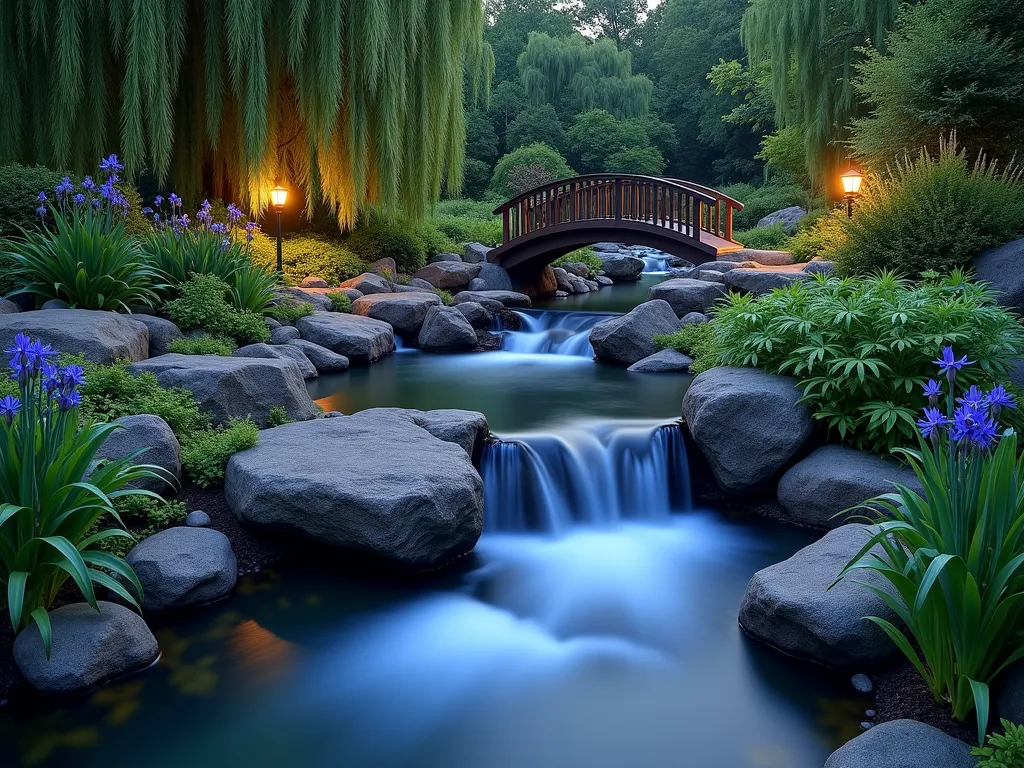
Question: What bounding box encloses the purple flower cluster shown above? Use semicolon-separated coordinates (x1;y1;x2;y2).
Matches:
1;335;86;424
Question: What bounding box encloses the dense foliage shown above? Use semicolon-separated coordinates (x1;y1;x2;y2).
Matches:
181;419;260;488
975;720;1024;768
653;322;720;374
249;233;366;286
490;143;576;199
164;275;270;346
166;335;236;356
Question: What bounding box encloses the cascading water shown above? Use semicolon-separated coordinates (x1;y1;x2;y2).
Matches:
480;421;691;533
497;310;613;357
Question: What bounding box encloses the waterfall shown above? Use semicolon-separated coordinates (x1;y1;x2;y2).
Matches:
641;254;670;273
497;310;614;357
480;422;691;533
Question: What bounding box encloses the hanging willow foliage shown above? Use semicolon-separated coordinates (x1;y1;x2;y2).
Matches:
518;33;652;119
0;0;493;228
740;0;906;187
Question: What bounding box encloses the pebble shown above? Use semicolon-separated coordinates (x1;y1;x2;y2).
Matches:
323;411;344;418
865;709;875;718
851;673;873;694
185;510;211;527
859;721;873;731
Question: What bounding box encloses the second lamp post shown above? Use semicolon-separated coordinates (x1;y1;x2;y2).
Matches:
270;182;289;273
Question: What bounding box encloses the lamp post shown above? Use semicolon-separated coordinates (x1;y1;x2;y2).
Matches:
269;183;289;273
840;168;864;219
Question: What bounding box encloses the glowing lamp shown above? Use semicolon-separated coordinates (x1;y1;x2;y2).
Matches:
270;184;289;211
840;168;864;197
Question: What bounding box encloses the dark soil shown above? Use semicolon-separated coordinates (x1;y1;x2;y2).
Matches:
872;660;976;743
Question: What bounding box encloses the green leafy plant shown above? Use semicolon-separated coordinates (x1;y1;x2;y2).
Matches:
247;233;367;286
230;260;279;313
430;214;502;247
166;335;236;356
164;274;270;345
0;163;63;238
326;291;352;313
552;248;602;278
653;322;720;374
101;496;188;557
489;143;575;199
140;227;245;297
345;211;429;273
837;357;1024;742
0;336;161;654
181;419;259;487
266;406;292;428
264;299;314;325
718;182;810;231
433;289;456;306
733;224;791;251
974;719;1024;767
787;210;847;263
713;271;1024;453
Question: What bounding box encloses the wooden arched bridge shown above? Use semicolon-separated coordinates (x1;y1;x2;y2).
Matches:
489;174;745;281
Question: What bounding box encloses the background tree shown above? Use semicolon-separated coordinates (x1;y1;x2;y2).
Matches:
606;147;667;176
571;0;646;50
490;143;576;198
485;0;575;84
505;105;568;154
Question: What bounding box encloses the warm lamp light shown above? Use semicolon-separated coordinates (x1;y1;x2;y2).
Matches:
270;184;288;210
840;168;864;218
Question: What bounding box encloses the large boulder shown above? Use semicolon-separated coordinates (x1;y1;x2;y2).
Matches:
778;445;925;529
452;290;532;308
719;249;796;266
233;342;317;380
367;257;397;276
472;263;514;292
648;278;726;317
126;527;237;612
351;292;441;338
413;261;482;290
0;299;19;314
95;415;181;494
224;411;485;569
285;339;350;373
339;272;392;296
974;237;1024;315
453;301;492;330
296;312;395;364
627;349;693;373
131;354;320;426
429;252;462;263
362;408;489;460
824;720;974;768
127;315;182;358
682;367;813;493
0;309;149;364
723;267;807;295
13;602;159;693
463;242;493;264
597;254;645;282
739;524;902;668
281;287;333;311
418;305;478;351
270;326;301;344
757;206;807;234
589;300;680;366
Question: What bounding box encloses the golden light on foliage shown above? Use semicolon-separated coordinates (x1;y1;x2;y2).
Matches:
0;0;493;228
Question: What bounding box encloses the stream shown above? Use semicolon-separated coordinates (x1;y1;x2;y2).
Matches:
0;264;866;768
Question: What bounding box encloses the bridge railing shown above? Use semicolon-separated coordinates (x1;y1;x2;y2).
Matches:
492;174;733;247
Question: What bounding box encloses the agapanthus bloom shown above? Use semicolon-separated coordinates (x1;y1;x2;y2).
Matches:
73;193;85;205
986;384;1016;412
57;390;82;411
245;220;259;243
99;154;124;174
6;334;53;381
949;402;1000;449
36;191;46;202
168;192;181;208
935;346;972;383
210;222;228;235
918;407;950;439
55;176;73;197
154;195;164;207
0;394;20;425
956;385;986;408
923;379;942;404
36;204;47;219
142;207;154;216
81;176;96;191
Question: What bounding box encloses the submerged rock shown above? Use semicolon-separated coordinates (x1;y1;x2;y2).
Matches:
824;720;973;768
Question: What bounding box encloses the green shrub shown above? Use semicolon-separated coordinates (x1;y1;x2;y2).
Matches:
605;146;666;176
435;199;499;219
414;219;460;259
345;211;428;273
433;289;456;306
229;260;279;313
431;215;502;248
490;143;576;200
264;300;314;325
0;163;63;237
713;271;1024;454
552;248;603;278
653;322;721;374
326;291;352;313
164;274;270;344
718;182;810;231
833;136;1024;277
266;406;292;427
181;419;259;487
248;233;367;286
166;334;236;356
733;224;791;251
974;720;1024;767
102;497;188;557
787;210;847;263
140;227;243;296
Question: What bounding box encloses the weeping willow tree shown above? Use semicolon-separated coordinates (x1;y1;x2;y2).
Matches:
740;0;908;191
0;0;493;228
518;33;652;119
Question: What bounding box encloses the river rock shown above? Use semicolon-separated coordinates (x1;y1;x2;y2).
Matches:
974;237;1024;315
429;252;462;263
13;602;159;694
778;445;925;529
593;242;621;252
128;315;183;358
409;277;437;291
627;349;693;373
724;268;807;295
696;270;725;283
339;272;392;295
0;310;149;364
719;249;797;266
94;414;181;494
454;301;492;330
281;287;333;311
0;299;19;314
803;260;835;276
42;299;70;309
681;312;708;325
824;720;974;768
463;243;493;264
452;290;532;309
131;354;320;426
270;326;301;344
598;254;645;282
467;278;487;291
296;312;396;364
589;300;680;366
224;411;484;569
338;288;363;302
648;279;726;317
185;510;211;527
682;367;813;493
418;305;478;351
126;527;237;612
596;275;613;287
351;291;441;338
413;261;482;290
232;342;317;380
367;257;397;276
757;206;807;234
553;267;573;293
473;263;514;291
265;317;282;331
568;274;591;294
285;339;350;373
299;276;330;288
362;407;489;460
739;524;901;668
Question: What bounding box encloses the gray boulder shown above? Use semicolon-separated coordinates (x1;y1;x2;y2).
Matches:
453;301;492;330
224;412;484;569
596;275;613;287
14;602;159;693
126;527;237;612
696;270;725;283
560;262;590;277
131;354;320;426
463;242;493;264
693;261;740;274
0;299;19;314
824;720;974;768
95;414;181;493
648;278;726;317
452;290;531;308
473;263;514;292
409;277;437;290
339;272;392;295
589;300;680;366
265;317;282;331
338;288;363;302
682;367;813;493
974;237;1024;315
285;339;350;373
128;315;183;357
185;510;211;527
757;206;807;234
418;306;478;351
362;407;489;459
367;257;397;276
593;242;621;252
627;349;693;373
723;268;807;295
681;312;708;325
351;291;441;338
467;278;487;291
554;267;573;293
42;299;70;309
803;260;835;276
281;287;333;311
429;252;462;263
233;342;317;380
270;326;301;344
296;312;396;364
413;261;482;290
597;254;645;282
719;249;796;266
778;445;925;529
739;524;902;668
0;309;149;364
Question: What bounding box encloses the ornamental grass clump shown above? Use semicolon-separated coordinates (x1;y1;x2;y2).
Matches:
0;335;162;655
837;349;1024;742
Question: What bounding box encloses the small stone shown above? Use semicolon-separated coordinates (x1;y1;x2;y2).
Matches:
185;510;211;527
300;276;330;288
41;299;70;310
865;710;876;718
852;673;873;693
859;722;873;731
323;411;344;418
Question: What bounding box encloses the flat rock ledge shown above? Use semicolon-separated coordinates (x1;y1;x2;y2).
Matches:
739;524;902;668
295;312;396;364
126;527;238;612
224;409;485;569
0;309;150;364
824;720;974;768
14;602;158;694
